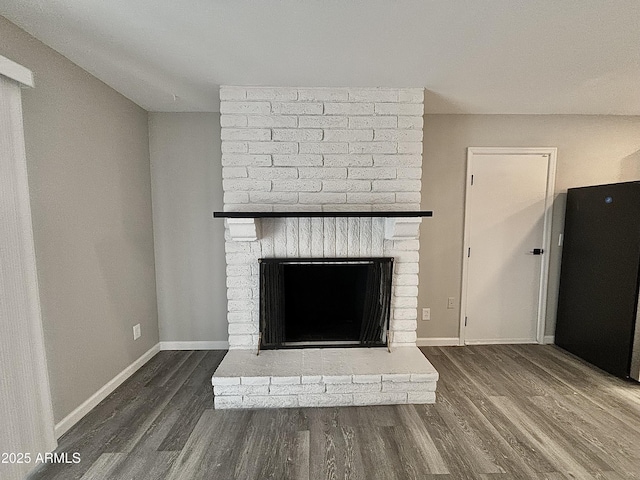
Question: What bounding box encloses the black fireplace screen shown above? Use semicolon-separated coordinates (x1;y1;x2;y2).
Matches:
259;257;393;349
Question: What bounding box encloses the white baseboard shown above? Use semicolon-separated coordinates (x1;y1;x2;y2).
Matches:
54;343;160;439
543;335;555;345
159;341;229;350
416;337;460;347
464;338;538;345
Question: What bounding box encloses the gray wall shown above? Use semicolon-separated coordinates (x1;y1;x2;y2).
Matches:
418;114;640;340
0;17;159;423
149;113;227;344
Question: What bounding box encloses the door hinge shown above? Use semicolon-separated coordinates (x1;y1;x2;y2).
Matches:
468;247;471;257
471;175;474;185
465;316;468;326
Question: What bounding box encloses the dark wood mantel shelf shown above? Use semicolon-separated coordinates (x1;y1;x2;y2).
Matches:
213;210;433;219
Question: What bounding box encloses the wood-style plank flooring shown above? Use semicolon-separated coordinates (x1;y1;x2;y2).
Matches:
28;345;640;479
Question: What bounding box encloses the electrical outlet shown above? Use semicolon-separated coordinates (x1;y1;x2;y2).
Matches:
133;324;141;340
422;307;431;321
447;297;455;309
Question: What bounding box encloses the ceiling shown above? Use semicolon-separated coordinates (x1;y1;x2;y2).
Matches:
1;0;639;114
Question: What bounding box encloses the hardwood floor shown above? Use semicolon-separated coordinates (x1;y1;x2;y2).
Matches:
28;345;640;479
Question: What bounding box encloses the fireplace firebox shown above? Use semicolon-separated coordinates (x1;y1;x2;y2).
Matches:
259;257;393;349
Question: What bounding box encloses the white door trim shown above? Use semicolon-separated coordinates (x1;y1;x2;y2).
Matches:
459;147;557;346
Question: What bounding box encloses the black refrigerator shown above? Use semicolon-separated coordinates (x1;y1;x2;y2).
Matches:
555;181;640;381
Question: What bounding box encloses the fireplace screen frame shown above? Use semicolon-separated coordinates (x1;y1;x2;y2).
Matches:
259;257;394;349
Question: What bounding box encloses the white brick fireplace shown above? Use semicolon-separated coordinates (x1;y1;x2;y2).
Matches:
212;86;438;408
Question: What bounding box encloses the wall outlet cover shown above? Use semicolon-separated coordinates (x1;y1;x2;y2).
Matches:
422;307;430;321
133;324;141;340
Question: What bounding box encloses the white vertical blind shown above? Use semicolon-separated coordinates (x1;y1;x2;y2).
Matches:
0;72;56;479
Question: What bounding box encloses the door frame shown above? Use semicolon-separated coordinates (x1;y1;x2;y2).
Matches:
459;147;557;346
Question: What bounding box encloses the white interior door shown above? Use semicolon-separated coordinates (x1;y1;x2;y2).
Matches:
461;148;555;345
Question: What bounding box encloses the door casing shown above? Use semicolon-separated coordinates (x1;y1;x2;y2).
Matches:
459;147;557;346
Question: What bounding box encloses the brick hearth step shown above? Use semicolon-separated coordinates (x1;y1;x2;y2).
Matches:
212;346;438;409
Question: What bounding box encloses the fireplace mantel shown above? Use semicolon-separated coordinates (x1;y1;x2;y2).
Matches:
216;211;430;242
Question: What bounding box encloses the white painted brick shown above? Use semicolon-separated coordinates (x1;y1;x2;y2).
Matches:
272;102;323;115
382;381;436;393
322;375;352;384
228;323;259;335
212;376;241;386
348;88;398;102
323;129;373;142
392;239;420;250
227;288;252;300
299;394;354;407
395;274;419;286
391;319;418;331
373;154;422;167
243;395;299;408
226;264;251;276
214;395;243;409
245;87;297;101
323;155;373;167
272;128;323;142
272;179;322;192
397;116;423;130
408;392;436;404
221;142;248;153
225;240;251;253
241;376;271;385
270;376;301;385
396;192;422;204
249;192;298;204
298;116;348;128
394;286;419;297
398;88;424;103
221;128;271;141
299;167;347;179
349;142;396;154
273;154;323;167
410;373;438;382
248;167;298;179
248;142;298;154
396;168;422;179
391;251;420;263
219;86;246;100
222;167;248;178
390;331;417;344
220;101;270;114
214;384;269;395
346;192;395;204
302;375;323;384
228;335;254;348
224;192;250;204
349;116;397;129
227;311;252;323
391;296;418;308
348;167;396;180
220;115;248;127
374;129;423;142
353;392;407;406
222;154;271;166
353;374;382;384
375;103;424;115
395;262;419;274
227;204;273;212
372;180;421;192
226;252;257;265
397;142;423;154
223;179;271;192
327;204;373;212
382;374;411;382
269;384;325;395
324;103;374;115
326;383;382;394
247;115;297;128
299;193;346;204
299;142;348;154
298;88;349;101
322;180;371;192
228;299;257;312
